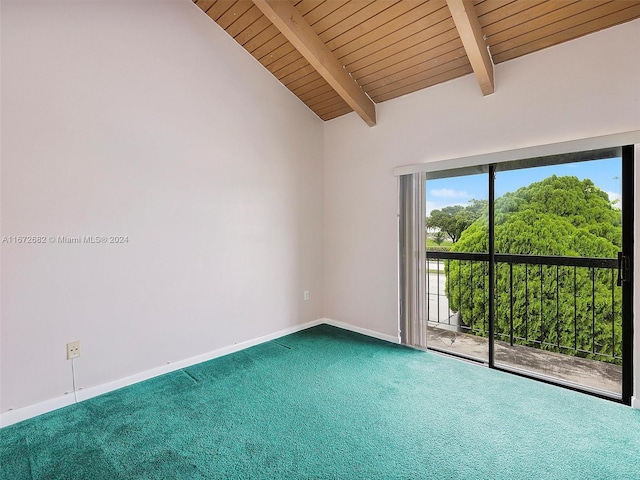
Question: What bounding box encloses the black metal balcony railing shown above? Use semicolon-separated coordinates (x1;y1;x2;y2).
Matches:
426;251;622;365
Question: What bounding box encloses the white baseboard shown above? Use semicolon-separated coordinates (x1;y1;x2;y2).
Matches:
1;318;396;427
0;319;324;428
632;396;640;410
322;318;400;344
6;319;627;426
0;395;77;428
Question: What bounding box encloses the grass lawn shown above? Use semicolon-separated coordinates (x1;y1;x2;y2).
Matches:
426;238;453;248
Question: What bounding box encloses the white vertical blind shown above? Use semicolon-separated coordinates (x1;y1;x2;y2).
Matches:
399;173;427;348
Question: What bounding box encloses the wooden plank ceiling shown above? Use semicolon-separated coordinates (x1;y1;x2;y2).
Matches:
194;0;640;125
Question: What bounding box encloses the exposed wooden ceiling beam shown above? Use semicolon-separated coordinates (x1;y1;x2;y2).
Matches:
251;0;376;126
446;0;495;96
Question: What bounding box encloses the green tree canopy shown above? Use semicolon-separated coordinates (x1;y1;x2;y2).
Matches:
453;175;620;255
426;199;488;243
446;175;622;363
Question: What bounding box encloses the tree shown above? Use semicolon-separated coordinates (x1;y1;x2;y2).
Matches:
446;175;622;363
426;199;488;243
433;231;446;245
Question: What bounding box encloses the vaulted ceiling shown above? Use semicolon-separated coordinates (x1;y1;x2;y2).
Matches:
194;0;640;126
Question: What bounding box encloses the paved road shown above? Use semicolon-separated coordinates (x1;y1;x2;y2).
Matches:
427;271;458;328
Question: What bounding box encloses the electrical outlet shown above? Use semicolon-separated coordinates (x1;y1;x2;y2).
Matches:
67;341;81;360
304;290;310;301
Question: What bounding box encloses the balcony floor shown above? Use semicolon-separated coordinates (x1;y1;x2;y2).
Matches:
427;324;622;396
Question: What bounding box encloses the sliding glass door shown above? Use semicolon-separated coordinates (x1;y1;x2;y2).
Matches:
492;154;631;399
425;171;489;363
421;147;634;404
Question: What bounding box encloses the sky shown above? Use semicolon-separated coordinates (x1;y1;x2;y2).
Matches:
426;158;622;215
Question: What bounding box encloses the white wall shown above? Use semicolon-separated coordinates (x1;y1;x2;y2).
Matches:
2;2;639;419
1;0;324;414
324;20;640;393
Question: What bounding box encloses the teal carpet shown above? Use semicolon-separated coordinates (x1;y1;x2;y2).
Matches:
2;324;639;479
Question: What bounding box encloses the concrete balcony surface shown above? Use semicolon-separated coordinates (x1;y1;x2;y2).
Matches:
426;265;622;397
427;323;622;396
